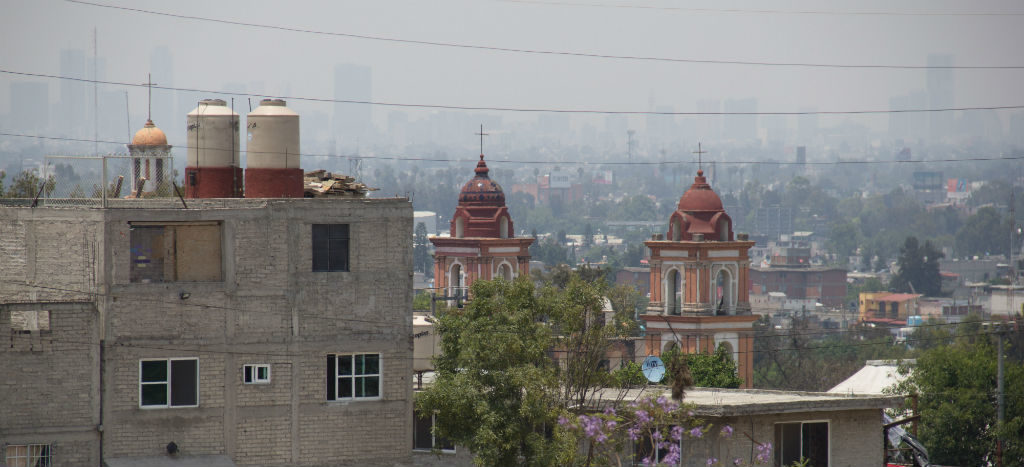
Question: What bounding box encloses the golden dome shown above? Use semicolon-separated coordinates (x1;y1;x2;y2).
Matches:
132;119;168;146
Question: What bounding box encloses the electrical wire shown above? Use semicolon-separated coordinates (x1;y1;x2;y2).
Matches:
62;0;1024;70
7;69;1024;117
3;131;1023;167
494;0;1024;17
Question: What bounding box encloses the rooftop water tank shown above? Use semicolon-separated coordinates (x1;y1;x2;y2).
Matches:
244;99;302;198
185;99;242;198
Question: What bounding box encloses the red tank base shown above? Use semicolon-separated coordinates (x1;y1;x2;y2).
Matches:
244;168;304;198
184;166;244;198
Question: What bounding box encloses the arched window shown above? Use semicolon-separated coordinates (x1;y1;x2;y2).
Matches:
498;263;513;281
666;269;683;315
500;216;509;239
455;217;465;238
450;263;465;300
715;269;734;315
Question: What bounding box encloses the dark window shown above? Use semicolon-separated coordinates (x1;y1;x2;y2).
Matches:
413;407;455;452
327;353;380;400
140;358;199;408
313;224;350;272
775;422;828;467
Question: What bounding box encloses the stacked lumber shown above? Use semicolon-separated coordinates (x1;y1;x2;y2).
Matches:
303;170;378;198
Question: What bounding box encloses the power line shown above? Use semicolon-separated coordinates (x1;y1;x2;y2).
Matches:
5;69;1024;117
4;131;1024;167
62;0;1024;70
495;0;1024;17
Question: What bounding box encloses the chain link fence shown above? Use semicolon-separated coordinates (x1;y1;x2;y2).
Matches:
42;154;177;207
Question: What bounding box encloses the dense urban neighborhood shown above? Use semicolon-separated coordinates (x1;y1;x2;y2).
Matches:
2;1;1024;466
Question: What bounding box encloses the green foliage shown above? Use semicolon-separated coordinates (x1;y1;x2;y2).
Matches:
889;236;944;296
662;345;743;389
417;277;566;466
845;277;885;308
610;361;647;387
418;274;639;466
3;170;55;198
412;290;432;311
531;236;569;267
893;335;1024;466
955;207;1008;258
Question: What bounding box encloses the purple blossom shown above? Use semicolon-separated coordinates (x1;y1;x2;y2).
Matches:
652;430;663;441
755;442;772;463
670;425;685;441
605;419;617;430
603;406;617;416
641;456;654;466
557;416;570;426
636;410;652;425
690;427;704;438
733;458;743;465
721;425;734;438
706;458;718;465
628;426;641;441
662;445;680;466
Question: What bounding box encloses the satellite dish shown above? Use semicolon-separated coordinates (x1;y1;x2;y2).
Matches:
641;355;665;383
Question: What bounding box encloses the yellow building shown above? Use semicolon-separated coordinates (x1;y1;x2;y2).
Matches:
859;292;921;322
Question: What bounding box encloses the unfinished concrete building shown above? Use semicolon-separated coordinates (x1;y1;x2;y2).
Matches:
0;196;413;467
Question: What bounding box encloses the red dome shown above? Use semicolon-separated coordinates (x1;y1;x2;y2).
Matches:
450;155;514;238
677;170;723;212
665;169;733;242
457;155;506;206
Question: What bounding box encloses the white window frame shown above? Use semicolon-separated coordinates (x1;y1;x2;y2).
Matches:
413;411;456;454
138;357;200;409
4;444;52;467
774;419;830;467
327;353;382;401
243;364;271;384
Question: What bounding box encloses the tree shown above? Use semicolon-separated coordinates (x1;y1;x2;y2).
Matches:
827;220;860;265
893;335;1024;466
418;277;565;466
418;275;641;466
955;207;1006;258
4;170;55;198
889;236;944;296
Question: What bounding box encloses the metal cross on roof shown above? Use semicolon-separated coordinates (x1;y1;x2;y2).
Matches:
143;73;158;121
475;124;489;156
693;142;707;171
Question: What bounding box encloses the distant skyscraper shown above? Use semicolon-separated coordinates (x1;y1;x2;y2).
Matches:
695;99;721;141
723;98;757;141
9;81;50;132
58;48;87;136
333;63;372;151
927;54;955;141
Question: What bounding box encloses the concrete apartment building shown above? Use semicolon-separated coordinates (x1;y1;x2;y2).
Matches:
1;197;413;467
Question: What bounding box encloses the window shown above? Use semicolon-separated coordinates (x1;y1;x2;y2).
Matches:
140;358;199;408
244;364;270;384
775;421;829;467
130;222;222;283
9;310;50;333
312;224;350;272
413;407;455;452
243;364;271;384
327;353;380;400
5;444;51;467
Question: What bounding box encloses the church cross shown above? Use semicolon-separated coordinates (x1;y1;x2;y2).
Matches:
475;124;489;155
693;142;707;172
143;73;158;121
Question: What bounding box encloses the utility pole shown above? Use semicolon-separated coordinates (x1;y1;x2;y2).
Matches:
997;323;1005;467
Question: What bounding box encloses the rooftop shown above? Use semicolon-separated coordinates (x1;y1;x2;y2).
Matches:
599;387;901;417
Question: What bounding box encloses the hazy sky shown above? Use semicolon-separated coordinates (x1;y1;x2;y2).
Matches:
3;0;1024;132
